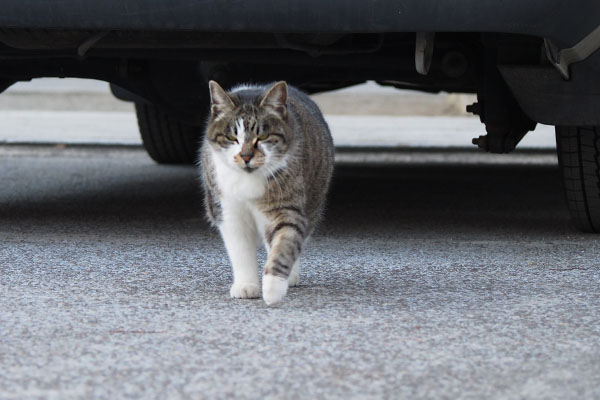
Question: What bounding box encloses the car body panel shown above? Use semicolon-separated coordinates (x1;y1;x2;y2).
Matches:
0;0;597;48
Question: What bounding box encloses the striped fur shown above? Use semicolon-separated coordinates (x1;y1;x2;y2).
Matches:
199;81;334;305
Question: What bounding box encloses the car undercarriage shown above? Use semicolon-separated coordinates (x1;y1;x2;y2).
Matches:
1;1;599;231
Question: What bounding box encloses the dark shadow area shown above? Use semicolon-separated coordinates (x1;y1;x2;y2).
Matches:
0;147;574;236
323;163;574;236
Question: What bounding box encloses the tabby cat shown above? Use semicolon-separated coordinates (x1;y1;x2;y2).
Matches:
199;80;334;305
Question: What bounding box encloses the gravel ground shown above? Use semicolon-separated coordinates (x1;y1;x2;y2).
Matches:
1;146;599;399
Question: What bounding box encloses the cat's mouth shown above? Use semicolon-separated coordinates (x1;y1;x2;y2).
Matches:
242;165;256;173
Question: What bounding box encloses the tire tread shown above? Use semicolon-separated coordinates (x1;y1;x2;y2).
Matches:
135;103;202;164
556;125;600;232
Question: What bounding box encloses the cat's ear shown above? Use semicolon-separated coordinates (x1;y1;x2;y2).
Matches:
260;81;287;118
208;80;235;118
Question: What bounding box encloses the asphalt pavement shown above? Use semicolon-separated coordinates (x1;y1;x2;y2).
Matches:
1;145;599;399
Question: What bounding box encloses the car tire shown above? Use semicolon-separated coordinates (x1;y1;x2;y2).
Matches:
555;126;600;232
135;103;203;164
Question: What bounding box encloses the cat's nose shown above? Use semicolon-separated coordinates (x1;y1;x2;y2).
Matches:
241;153;253;163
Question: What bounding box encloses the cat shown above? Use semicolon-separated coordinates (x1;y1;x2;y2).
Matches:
199;80;334;305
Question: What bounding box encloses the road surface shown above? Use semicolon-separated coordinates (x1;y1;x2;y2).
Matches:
1;145;599;399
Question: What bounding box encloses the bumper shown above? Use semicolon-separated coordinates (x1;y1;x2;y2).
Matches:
0;0;598;47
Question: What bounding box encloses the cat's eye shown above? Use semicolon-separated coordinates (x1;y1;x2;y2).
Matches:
257;132;270;141
226;133;238;142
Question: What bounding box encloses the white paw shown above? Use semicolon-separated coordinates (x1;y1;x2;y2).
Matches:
288;272;300;287
230;282;260;299
262;274;289;305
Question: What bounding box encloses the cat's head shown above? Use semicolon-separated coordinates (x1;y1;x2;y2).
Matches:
206;81;293;174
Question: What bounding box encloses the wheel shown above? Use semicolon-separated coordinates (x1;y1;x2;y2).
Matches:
135;103;204;164
555;126;600;232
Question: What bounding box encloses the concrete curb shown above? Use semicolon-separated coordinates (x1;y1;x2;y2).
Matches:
0;111;556;149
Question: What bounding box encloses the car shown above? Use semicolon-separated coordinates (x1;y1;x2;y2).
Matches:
0;1;599;231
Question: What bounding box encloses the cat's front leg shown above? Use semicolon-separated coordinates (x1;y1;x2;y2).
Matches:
262;221;305;305
288;259;301;287
219;211;260;299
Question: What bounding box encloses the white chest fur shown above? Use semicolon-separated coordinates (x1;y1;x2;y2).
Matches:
211;151;266;200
